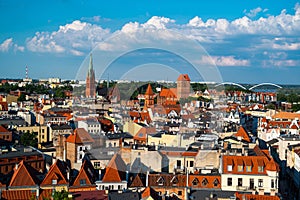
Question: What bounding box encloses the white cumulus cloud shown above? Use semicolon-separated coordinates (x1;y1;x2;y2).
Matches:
0;38;13;52
26;20;111;55
201;55;250;67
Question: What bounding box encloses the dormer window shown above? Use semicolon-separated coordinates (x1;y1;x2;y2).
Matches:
171;176;179;185
52;179;57;185
258;165;264;172
80;179;86;186
213;178;219;187
227;165;233;171
157;176;165;186
238;165;243;172
202;178;208;186
192;178;199;186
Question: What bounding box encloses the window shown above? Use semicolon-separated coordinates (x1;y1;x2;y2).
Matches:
52;179;57;185
202;178;208;186
271;179;275;188
227;165;233;171
238;178;243;187
94;162;100;169
79;147;82;151
177;160;181;168
213;178;219;187
171;176;179;185
258;166;264;172
192;178;199;186
190;161;194;167
258;179;263;187
178;191;182;196
80;179;86;186
227;178;232;186
238;165;243;172
249;178;254;189
246;166;252;172
157;177;164;186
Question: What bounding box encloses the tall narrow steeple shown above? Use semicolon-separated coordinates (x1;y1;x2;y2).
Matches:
86;53;96;98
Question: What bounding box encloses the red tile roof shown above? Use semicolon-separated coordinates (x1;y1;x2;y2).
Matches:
70;190;108;200
0;125;9;133
102;153;126;182
145;84;154;96
177;74;191;81
272;111;300;120
235;192;280;200
9;160;39;187
40;159;68;186
235;126;251;143
1;190;37;200
141;187;160;199
71;160;96;187
223;147;279;175
66;128;95;144
130;174;144;187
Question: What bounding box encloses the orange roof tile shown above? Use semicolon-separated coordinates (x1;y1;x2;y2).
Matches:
235;192;280;200
40;159;68;186
66;128;95;144
177;74;191;81
130;174;144;187
235;126;251;143
9;161;39;187
272;111;300;120
141;187;160;199
102;154;126;182
0;125;9;133
2;190;37;200
145;84;154;96
72;160;96;187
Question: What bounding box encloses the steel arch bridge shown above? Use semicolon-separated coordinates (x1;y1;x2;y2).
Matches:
249;83;282;91
215;82;247;90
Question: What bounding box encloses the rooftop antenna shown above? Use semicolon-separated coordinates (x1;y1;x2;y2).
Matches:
107;73;109;89
25;66;28;79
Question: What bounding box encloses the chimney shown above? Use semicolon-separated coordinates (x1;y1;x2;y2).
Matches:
15;163;19;170
146;170;149;187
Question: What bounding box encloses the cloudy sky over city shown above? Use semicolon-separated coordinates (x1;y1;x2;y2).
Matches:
0;0;300;84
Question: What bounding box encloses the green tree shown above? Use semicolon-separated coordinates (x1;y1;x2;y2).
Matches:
20;131;38;147
53;190;70;200
17;93;26;101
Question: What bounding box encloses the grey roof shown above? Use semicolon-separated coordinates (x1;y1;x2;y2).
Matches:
50;124;72;130
190;190;236;200
0;145;43;159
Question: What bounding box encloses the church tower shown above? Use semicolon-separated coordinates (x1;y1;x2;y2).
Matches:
86;54;96;98
177;74;191;99
144;83;154;107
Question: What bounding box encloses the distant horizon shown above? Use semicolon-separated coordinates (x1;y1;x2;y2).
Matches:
1;1;300;84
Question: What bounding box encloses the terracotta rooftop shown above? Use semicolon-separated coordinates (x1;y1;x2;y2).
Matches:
235;126;251;143
0;125;9;133
102;153;126;182
9;160;40;187
66;128;95;144
71;160;97;187
272;111;300;120
177;74;191;81
40;159;68;186
145;84;154;96
235;192;280;200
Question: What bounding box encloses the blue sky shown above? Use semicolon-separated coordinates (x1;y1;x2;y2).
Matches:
0;0;300;84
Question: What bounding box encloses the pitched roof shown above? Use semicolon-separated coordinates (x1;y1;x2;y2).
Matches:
9;160;39;187
235;192;280;200
159;88;177;98
70;190;108;200
145;84;154;96
272;111;300;120
141;187;160;199
102;153;126;182
66;128;95;144
0;125;9;133
40;159;68;186
130;174;144;187
1;190;37;200
72;160;97;187
235;126;251;143
177;74;191;81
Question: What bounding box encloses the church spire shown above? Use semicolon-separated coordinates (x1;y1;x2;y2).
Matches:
88;53;93;76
